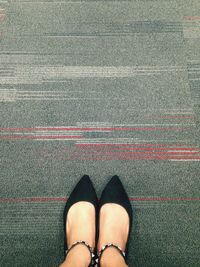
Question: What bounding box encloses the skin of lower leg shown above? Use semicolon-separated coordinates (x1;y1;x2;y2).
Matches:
100;247;128;267
59;244;91;267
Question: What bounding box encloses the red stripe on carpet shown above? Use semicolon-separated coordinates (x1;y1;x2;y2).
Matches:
0;135;82;139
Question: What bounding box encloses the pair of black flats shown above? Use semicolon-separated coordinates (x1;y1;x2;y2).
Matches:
63;175;132;267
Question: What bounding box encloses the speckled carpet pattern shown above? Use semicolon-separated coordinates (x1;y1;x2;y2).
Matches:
0;1;200;266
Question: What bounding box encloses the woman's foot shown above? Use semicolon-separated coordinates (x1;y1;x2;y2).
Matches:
98;203;129;267
66;201;95;248
60;201;96;267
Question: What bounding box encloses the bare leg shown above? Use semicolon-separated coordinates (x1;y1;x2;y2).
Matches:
98;203;130;267
100;247;128;267
59;244;91;267
59;201;95;267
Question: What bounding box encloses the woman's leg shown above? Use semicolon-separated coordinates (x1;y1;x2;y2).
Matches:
60;244;91;267
98;203;130;267
59;201;96;267
59;244;91;267
100;247;128;267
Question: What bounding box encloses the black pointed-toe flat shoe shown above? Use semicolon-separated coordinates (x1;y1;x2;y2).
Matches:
96;175;133;266
63;175;98;267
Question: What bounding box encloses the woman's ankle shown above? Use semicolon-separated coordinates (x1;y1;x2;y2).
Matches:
60;244;91;267
100;247;128;267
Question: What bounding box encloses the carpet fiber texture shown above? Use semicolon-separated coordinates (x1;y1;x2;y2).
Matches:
0;1;200;266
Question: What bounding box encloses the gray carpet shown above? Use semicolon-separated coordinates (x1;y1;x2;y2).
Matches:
0;1;200;266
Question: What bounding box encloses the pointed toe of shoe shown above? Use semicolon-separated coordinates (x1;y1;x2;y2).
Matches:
67;175;98;208
100;175;132;223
